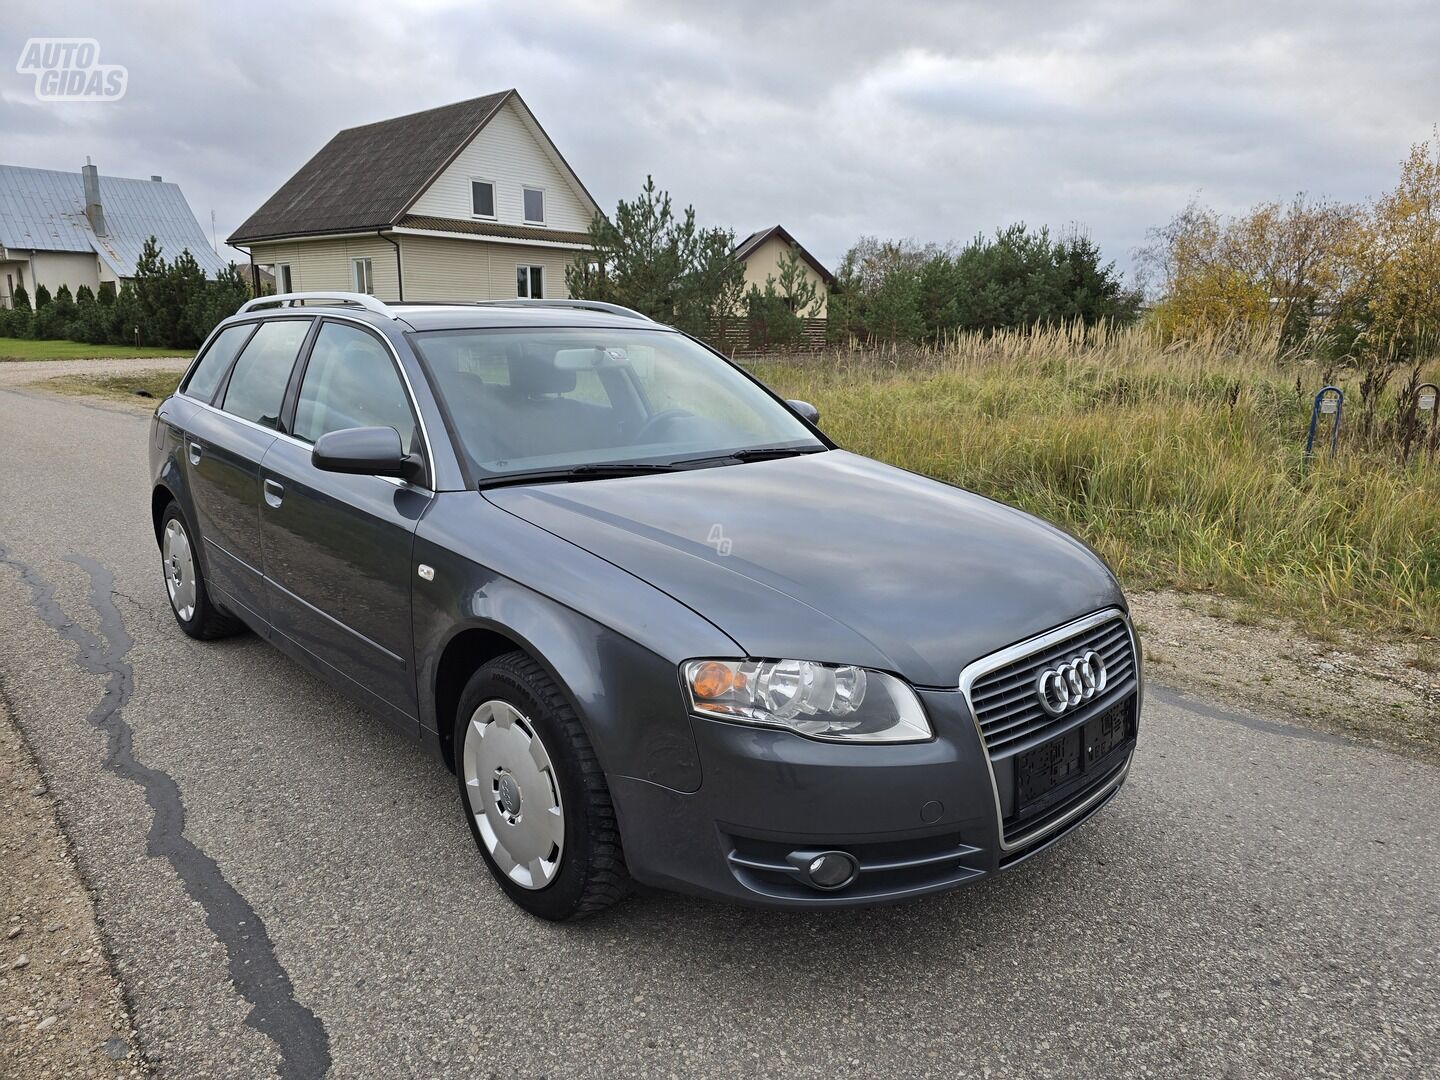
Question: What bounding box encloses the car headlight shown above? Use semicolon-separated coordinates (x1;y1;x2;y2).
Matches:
681;659;932;743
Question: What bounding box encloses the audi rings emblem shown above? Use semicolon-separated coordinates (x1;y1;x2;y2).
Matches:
1035;651;1107;716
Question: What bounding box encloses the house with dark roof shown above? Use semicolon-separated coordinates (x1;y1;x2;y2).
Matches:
227;90;601;304
732;225;836;318
0;160;229;308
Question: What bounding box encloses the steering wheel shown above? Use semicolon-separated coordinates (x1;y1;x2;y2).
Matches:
631;408;695;445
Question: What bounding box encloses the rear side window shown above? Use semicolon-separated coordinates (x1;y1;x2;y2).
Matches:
220;319;312;430
293;322;418;450
182;323;253;403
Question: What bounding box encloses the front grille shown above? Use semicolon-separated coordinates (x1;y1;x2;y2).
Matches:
968;615;1136;758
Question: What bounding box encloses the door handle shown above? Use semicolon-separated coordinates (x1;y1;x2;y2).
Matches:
263;478;284;508
188;441;203;465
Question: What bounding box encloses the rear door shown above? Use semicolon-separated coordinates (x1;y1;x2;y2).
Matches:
184;317;314;623
258;318;430;724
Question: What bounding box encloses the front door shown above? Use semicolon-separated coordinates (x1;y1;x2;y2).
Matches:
258;319;429;723
185;317;313;622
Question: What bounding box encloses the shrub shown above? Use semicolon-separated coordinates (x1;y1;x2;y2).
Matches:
0;305;33;338
0;239;251;348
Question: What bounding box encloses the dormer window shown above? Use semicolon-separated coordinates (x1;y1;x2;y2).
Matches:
471;179;496;219
523;186;545;224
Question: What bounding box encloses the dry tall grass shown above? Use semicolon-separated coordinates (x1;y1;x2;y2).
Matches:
746;323;1440;637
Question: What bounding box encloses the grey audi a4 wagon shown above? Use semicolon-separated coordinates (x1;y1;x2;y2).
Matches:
149;293;1142;919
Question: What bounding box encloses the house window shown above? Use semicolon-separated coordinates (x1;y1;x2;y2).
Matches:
352;257;374;295
516;265;544;299
471;180;495;219
523;187;545;224
275;264;293;293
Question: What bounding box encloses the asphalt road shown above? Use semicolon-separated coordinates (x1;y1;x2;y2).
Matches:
0;382;1437;1080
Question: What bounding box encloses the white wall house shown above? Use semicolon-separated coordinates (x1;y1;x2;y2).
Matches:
228;90;601;304
732;225;836;318
0;161;229;308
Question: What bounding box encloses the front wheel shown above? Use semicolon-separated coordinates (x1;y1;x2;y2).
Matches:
455;652;630;920
159;502;244;640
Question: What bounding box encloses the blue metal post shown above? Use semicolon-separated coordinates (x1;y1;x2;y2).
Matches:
1419;382;1438;464
1304;386;1344;463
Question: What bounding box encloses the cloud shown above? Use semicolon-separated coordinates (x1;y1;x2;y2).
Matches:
1;0;1437;275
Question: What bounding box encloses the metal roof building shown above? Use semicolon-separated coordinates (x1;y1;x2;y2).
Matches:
0;161;229;306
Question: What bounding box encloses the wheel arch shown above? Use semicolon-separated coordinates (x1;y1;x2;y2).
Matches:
432;623;537;774
151;483;176;546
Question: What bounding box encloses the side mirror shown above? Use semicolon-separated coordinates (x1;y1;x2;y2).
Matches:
787;399;821;425
312;426;413;480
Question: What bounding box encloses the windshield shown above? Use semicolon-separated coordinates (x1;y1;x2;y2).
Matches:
410;327;824;479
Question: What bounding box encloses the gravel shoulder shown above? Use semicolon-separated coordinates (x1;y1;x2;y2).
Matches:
0;697;146;1079
0;357;190;394
1130;591;1440;764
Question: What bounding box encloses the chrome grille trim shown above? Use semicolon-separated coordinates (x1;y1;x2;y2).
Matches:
958;607;1141;854
969;615;1136;756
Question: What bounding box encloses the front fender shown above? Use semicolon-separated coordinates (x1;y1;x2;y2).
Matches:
413;494;741;793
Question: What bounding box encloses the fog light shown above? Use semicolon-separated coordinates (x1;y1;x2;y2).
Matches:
804;851;858;890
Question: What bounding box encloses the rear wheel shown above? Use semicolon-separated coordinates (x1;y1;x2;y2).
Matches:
160;502;243;640
455;651;629;920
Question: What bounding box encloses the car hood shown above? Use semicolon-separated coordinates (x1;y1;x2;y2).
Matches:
484;450;1123;686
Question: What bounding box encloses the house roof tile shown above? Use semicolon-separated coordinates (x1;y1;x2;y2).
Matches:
228;91;514;245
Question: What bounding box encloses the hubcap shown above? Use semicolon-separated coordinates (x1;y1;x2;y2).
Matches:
461;700;564;890
162;519;197;622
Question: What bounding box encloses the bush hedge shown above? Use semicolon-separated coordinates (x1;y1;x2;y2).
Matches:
0;236;250;350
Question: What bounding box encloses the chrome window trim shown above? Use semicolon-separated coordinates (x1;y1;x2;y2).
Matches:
958;606;1141;853
185;396;434;498
179;310;439;493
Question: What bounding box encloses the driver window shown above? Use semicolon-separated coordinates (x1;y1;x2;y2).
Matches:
293;322;418;452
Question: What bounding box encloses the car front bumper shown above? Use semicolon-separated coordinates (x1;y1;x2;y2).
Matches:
609;686;1138;909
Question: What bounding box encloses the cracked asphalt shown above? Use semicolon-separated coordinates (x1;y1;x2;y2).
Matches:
0;383;1437;1079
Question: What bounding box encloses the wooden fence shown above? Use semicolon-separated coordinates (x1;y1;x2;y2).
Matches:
708;316;829;356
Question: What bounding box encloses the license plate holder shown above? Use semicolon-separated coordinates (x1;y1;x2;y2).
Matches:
1015;704;1132;812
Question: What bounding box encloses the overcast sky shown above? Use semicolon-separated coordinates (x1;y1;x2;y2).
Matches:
3;0;1438;278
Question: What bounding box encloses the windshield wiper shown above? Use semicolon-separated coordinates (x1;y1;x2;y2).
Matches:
727;446;827;461
678;445;829;467
569;462;678;476
477;462;677;490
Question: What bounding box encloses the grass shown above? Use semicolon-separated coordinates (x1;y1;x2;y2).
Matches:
0;337;187;362
745;322;1440;640
42;369;182;404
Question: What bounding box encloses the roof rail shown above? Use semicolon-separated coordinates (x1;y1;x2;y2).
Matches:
237;292;397;318
470;299;654;322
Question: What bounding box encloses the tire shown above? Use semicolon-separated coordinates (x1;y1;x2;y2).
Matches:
159;501;244;640
454;651;630;920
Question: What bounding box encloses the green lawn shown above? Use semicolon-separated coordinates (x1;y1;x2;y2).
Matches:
0;338;188;362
